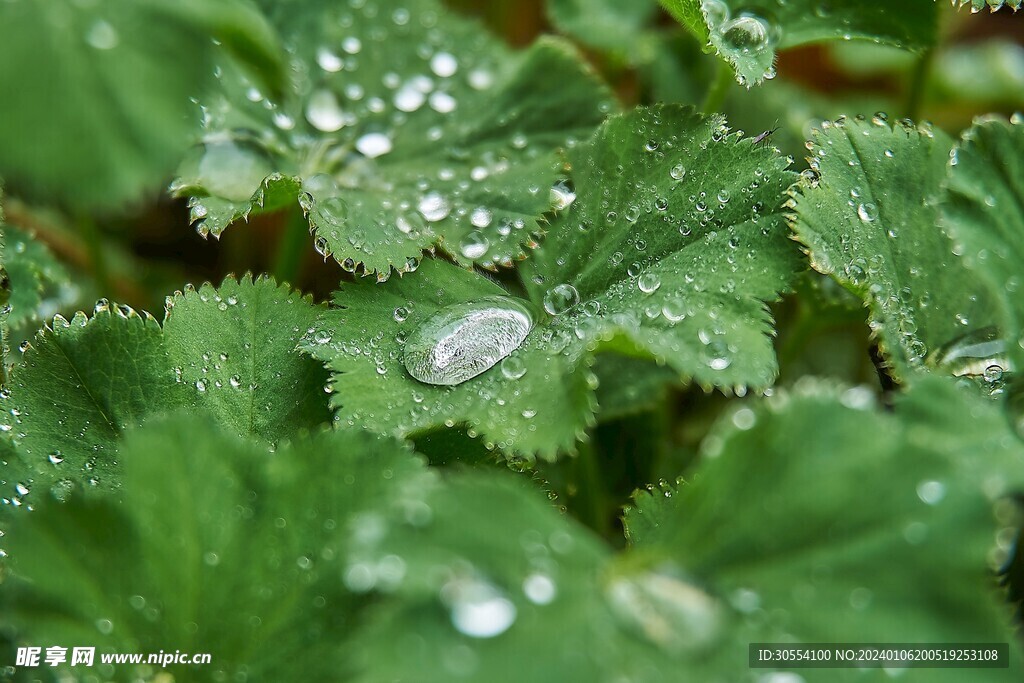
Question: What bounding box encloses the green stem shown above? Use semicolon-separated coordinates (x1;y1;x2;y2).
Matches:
572;440;611;539
273;211;311;285
701;59;734;115
77;214;113;297
904;45;935;121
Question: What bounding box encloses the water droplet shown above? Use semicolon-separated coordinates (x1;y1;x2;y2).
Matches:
638;273;661;294
459;231;489;260
522;573;557;605
926;326;1010;378
444;577;517;639
857;202;878;222
316;46;343;72
418;193;451;222
403;298;533;386
430;51;458;78
543;284;580;316
606;568;722;654
670;164;686;181
355;132;393;158
195;141;272;203
500;355;527;380
86;20;119;50
306;89;347;132
550;181;576;210
916;480;946;505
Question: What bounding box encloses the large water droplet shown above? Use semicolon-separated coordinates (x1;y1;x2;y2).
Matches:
926;326;1010;378
403;297;533;386
194;141;272;203
605;567;722;654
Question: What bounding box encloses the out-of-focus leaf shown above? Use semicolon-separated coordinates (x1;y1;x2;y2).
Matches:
941;116;1024;371
0;414;433;682
625;377;1024;681
0;0;285;211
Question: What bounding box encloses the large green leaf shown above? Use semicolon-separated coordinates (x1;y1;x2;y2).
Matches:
0;0;284;211
302;105;800;460
0;276;330;508
791;117;1005;382
175;0;612;279
659;0;938;85
0;414;433;682
941;115;1024;371
624;377;1024;681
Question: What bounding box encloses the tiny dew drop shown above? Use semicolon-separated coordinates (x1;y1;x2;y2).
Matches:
403;297;533;386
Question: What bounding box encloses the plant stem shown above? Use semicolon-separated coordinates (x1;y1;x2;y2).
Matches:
77;214;113;296
273;211;311;286
571;439;611;538
701;60;734;115
904;45;935;121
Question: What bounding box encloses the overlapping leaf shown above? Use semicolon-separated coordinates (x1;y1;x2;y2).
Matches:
0;226;71;332
0;415;433;682
302;105;800;459
0;276;329;509
546;0;661;53
346;471;685;683
941;115;1024;370
791;117;1005;381
659;0;938;85
163;276;331;441
624;377;1024;681
175;0;612;279
953;0;1021;11
0;0;284;210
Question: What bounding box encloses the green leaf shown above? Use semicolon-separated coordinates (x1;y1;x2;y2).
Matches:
791;117;1005;382
176;0;613;279
659;0;938;85
940;115;1024;370
546;0;660;53
625;377;1024;681
521;104;800;392
954;0;1022;11
0;304;177;491
346;471;680;683
163;275;331;442
0;276;330;506
0;225;71;332
0;0;284;211
0;414;433;682
303;105;800;459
